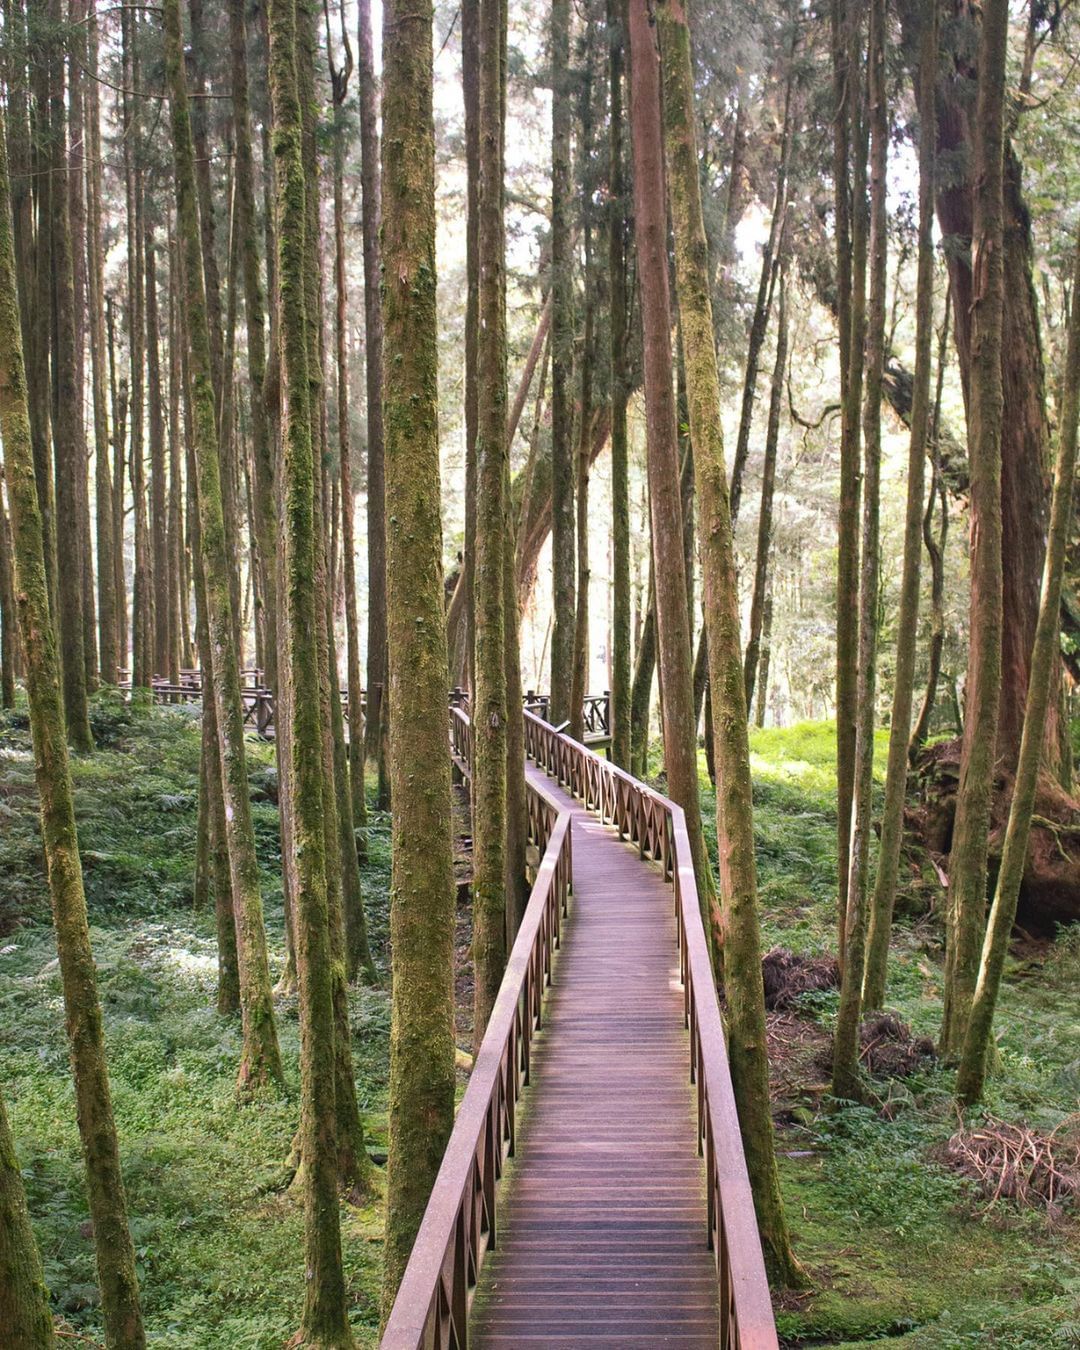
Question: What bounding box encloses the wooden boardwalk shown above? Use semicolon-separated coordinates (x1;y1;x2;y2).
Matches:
469;763;719;1348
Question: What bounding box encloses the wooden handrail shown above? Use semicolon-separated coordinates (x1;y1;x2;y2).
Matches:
382;705;572;1350
521;709;778;1348
383;705;778;1349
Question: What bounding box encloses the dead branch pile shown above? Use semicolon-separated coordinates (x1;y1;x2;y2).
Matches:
858;1012;936;1076
761;946;840;1011
939;1115;1080;1216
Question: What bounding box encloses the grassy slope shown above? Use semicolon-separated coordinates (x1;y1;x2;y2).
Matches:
0;696;390;1347
2;704;1078;1346
708;721;1080;1348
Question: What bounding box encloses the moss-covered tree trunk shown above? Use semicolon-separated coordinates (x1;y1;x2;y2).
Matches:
833;0;887;1102
862;0;938;1012
655;0;803;1289
265;0;354;1335
549;0;575;722
832;0;866;969
0;1087;55;1347
85;0;116;684
357;0;388;806
0;479;18;706
608;0;631;769
471;0;509;1042
627;0;712;905
956;225;1080;1104
47;0;92;750
163;0;283;1097
743;261;788;713
0;99;146;1349
939;0;1007;1059
379;0;457;1309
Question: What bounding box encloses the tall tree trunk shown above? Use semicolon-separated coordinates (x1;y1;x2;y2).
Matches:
262;0;353;1329
863;0;938;1012
0;100;146;1347
0;1086;56;1347
379;0;457;1309
608;0;631;769
461;0;480;697
755;590;773;727
630;578;656;779
909;299;951;762
358;0;388;804
939;0;1008;1059
627;0;712;904
68;0;95;694
147;233;168;677
164;0;284;1097
108;302;128;677
833;0;866;968
743;262;788;712
833;0;887;1101
47;0;92;749
549;0;575;722
657;0;803;1288
727;61;794;527
471;0;509;1043
85;0;116;684
957;225;1080;1105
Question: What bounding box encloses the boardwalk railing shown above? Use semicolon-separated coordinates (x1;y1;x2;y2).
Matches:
521;711;778;1349
382;704;572;1350
383;705;778;1349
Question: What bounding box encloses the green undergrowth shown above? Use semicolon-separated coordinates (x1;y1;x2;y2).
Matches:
0;695;391;1347
693;719;1080;1348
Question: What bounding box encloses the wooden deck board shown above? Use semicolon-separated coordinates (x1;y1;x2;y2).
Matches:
470;765;718;1348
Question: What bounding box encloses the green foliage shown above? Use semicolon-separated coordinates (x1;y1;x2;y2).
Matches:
0;705;390;1346
697;719;1080;1346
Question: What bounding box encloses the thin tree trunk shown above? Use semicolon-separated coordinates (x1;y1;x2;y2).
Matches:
909;299;951;762
146;233;168;677
358;0;388;806
85;0;116;684
549;0;575;723
627;0;712;905
939;0;1008;1059
0;474;18;706
755;590;773;727
164;0;284;1097
379;0;457;1309
0;100;146;1347
833;0;866;968
48;0;92;749
657;0;803;1287
863;0;937;1012
608;0;631;769
833;0;887;1101
630;579;656;780
471;0;509;1043
957;224;1080;1105
743;262;788;712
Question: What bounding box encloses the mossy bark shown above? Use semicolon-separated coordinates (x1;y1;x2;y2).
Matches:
357;0;388;805
549;0;575;723
627;0;712;907
862;0;938;1013
608;0;631;770
743;264;788;713
265;0;354;1335
833;0;867;969
939;0;1007;1059
833;0;887;1104
655;0;803;1289
471;0;509;1043
0;99;146;1349
163;0;283;1097
0;1086;54;1347
956;224;1080;1105
0;478;17;705
85;0;117;684
379;0;457;1309
47;0;92;751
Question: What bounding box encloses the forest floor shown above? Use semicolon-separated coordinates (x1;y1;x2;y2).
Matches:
1;701;1078;1346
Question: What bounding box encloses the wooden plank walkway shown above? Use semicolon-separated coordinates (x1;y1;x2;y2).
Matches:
469;763;719;1348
